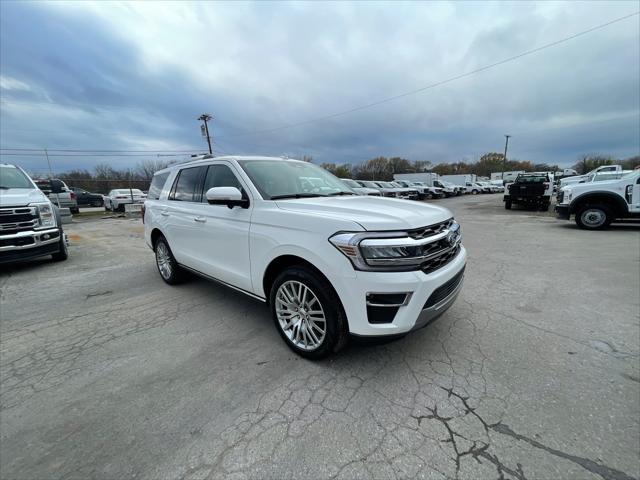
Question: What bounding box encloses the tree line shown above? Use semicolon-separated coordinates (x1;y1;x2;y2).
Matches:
320;153;640;180
46;154;639;194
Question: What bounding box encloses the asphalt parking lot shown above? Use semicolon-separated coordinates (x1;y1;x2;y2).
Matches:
1;194;638;480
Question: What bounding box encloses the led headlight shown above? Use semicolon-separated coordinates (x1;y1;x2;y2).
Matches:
330;221;461;272
30;202;57;229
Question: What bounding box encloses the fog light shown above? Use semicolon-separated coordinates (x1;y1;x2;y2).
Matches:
42;234;50;240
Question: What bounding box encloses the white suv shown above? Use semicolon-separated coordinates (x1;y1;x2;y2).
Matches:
144;156;467;358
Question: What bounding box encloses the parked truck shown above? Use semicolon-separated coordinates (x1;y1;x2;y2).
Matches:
555;170;639;229
440;174;477;186
0;163;69;264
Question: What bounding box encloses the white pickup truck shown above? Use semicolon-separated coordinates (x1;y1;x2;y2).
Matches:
144;156;466;358
558;165;623;190
0;164;68;264
555;170;640;229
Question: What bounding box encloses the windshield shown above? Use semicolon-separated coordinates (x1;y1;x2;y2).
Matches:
341;179;360;188
360;181;379;188
0;166;34;189
238;160;353;199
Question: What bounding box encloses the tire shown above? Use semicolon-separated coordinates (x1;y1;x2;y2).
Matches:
472;190;478;195
92;199;103;207
154;236;186;284
118;204;125;213
270;266;348;359
51;232;68;262
575;204;612;230
540;203;550;212
70;207;80;214
505;199;512;210
105;202;111;212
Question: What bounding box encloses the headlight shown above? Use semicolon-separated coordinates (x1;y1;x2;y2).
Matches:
330;221;461;272
30;202;57;229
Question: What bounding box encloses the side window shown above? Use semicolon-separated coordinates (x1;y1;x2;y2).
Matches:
169;166;206;202
201;164;243;202
148;172;170;200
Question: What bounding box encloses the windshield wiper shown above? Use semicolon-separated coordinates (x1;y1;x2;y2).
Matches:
270;193;327;200
327;191;356;196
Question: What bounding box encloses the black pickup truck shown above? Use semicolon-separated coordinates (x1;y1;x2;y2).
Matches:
504;173;553;211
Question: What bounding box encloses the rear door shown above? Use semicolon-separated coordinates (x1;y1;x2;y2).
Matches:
162;166;208;266
185;162;254;292
628;174;640;213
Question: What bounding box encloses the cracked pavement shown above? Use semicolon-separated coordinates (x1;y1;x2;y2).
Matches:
1;195;638;480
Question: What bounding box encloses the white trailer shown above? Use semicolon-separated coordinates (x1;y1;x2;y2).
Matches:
440;174;477;186
394;173;439;184
491;171;525;183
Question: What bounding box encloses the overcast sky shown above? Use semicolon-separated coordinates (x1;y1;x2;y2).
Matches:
1;1;638;173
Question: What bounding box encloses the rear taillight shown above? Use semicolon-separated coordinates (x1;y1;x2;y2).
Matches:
70;192;76;200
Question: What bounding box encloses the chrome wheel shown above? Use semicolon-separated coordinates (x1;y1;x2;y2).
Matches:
581;208;606;228
275;280;326;351
156;242;173;280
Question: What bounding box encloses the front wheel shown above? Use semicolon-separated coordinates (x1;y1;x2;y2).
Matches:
575;204;612;230
155;236;186;284
51;232;68;262
505;199;512;210
270;266;348;359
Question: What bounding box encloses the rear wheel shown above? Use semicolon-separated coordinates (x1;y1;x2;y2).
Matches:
155;236;186;284
91;199;103;207
270;266;348;359
575;204;612;230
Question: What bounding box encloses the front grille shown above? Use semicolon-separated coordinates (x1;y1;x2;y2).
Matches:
408;219;453;240
421;244;460;274
0;207;39;234
424;267;465;308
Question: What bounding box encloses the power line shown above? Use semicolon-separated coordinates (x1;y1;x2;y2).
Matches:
216;11;640;140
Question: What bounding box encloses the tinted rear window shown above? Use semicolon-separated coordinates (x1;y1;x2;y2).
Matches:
169;166;206;202
148;172;170;200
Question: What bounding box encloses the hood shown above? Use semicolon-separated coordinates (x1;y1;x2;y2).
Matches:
275;196;452;231
354;187;380;195
0;188;49;207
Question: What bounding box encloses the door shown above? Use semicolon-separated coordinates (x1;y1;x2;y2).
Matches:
162;166;208;265
186;162;254;292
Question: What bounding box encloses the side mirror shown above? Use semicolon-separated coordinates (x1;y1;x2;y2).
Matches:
205;187;249;209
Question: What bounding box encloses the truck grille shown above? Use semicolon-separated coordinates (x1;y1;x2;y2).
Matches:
408;219;453;240
421;244;460;274
0;207;39;234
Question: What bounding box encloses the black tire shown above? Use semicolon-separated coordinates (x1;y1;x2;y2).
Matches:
154;236;187;284
92;199;103;207
540;203;550;212
270;266;348;359
51;232;68;262
118;204;125;213
70;207;80;214
505;199;512;210
575;204;612;230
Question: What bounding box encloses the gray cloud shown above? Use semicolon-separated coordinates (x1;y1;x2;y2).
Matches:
0;0;638;174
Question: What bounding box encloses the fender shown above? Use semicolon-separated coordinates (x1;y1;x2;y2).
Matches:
569;191;628;215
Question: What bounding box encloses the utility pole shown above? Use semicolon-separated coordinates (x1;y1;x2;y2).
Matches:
501;134;511;180
198;114;213;155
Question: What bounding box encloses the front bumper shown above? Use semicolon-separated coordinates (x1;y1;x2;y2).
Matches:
555;204;570;219
0;228;62;263
339;246;467;336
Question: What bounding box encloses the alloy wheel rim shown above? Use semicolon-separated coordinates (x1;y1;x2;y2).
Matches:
156;243;172;279
275;280;326;351
582;209;605;227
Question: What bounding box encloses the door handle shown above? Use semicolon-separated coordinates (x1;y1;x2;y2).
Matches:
194;216;206;223
160;211;169;217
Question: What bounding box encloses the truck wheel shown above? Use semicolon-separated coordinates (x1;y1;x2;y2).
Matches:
270;266;348;359
70;207;80;214
92;199;103;207
575;204;612;230
154;236;186;284
505;199;512;210
51;233;68;262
